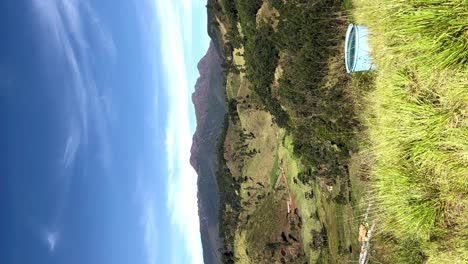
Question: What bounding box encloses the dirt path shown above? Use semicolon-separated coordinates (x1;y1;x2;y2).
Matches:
276;159;295;214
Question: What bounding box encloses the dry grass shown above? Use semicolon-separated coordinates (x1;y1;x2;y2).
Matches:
255;2;279;30
238;109;278;183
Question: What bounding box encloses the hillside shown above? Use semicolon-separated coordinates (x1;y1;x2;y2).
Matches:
203;0;467;263
191;41;226;264
206;0;370;263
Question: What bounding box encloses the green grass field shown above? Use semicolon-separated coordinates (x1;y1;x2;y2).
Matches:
269;153;279;189
278;135;322;263
352;0;468;262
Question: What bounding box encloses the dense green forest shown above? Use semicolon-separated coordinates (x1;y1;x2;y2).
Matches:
221;0;358;179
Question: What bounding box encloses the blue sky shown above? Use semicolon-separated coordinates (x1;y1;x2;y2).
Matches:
0;0;210;263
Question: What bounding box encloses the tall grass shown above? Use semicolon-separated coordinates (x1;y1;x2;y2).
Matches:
353;0;467;262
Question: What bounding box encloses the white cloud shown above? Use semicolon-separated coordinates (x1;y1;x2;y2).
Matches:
135;168;159;264
141;193;158;264
44;230;59;252
62;120;80;168
31;0;115;170
151;0;204;263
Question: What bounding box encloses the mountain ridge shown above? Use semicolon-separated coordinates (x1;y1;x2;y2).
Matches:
191;40;226;264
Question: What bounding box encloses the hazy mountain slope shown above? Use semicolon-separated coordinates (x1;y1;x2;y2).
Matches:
191;41;226;264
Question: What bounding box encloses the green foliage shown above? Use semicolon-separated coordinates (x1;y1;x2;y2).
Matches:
243;24;277;88
227;98;239;122
223;0;292;130
207;1;223;17
225;30;242;49
333;193;347;205
266;242;281;252
242;23;291;128
233;0;263;36
266;0;282;10
297;170;311;185
219;0;238;29
278;78;305;105
219;0;242;48
272;1;356;177
269;153;280;188
397;239;428;264
216;114;242;263
371;235;429;264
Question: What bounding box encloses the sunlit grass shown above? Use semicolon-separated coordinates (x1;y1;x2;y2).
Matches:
269;153;280;188
353;0;467;262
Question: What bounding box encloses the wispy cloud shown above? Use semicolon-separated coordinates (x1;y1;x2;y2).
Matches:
31;0;116;252
150;0;204;263
62;120;80;168
31;0;115;171
141;193;158;264
44;230;59;252
135;169;159;264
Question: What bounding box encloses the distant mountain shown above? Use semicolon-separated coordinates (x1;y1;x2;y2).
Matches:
191;41;226;264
